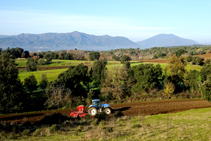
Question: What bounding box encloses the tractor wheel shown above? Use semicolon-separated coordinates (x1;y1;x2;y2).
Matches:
104;108;111;115
88;107;98;116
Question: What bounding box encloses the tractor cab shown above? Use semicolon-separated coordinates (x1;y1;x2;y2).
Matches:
92;99;101;108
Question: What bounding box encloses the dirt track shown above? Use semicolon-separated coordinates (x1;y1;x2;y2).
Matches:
1;99;211;124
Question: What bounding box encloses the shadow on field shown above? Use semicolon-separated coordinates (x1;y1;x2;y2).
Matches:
114;107;131;112
0;113;44;121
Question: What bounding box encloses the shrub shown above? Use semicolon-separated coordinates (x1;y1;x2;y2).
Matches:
91;119;99;126
132;124;142;128
22;129;31;136
49;124;60;133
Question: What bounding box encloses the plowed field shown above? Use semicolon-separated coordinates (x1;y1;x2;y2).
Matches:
1;99;211;124
140;60;167;63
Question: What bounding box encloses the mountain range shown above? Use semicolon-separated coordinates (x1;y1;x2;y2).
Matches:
0;31;198;51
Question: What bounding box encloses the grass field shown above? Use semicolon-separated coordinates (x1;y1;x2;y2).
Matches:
18;60;202;83
7;107;211;141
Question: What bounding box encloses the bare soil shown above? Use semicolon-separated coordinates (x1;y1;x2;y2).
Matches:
140;60;167;63
1;99;211;124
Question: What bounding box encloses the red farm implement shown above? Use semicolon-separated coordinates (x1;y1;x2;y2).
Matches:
69;105;87;118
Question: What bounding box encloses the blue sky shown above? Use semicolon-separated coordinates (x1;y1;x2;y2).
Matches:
0;0;210;43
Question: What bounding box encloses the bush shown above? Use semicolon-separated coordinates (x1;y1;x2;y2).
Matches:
91;119;99;126
49;124;60;133
132;124;142;128
22;129;31;136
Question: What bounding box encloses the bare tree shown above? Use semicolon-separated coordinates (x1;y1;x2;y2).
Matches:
45;85;72;109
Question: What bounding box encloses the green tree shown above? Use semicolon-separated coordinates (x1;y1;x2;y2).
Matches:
186;56;193;62
24;74;38;93
164;54;187;88
187;70;200;97
131;64;162;93
121;55;130;64
26;58;37;71
46;63;90;98
201;76;211;101
200;65;211;82
0;53;25;114
176;49;185;57
38;58;45;65
44;53;52;64
89;51;100;61
91;60;107;88
40;74;48;89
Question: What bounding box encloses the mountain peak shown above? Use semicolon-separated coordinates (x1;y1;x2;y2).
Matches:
136;34;198;48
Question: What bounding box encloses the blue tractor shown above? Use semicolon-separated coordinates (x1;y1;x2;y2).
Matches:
88;99;112;116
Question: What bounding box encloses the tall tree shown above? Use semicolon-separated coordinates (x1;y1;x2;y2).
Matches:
89;51;100;61
26;58;37;72
91;60;107;87
164;54;187;87
40;73;48;89
132;64;162;93
24;74;38;93
44;53;52;64
0;53;25;114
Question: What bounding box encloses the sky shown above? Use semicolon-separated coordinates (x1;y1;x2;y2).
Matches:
0;0;211;43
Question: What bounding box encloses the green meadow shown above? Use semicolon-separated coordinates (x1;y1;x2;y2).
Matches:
17;60;202;83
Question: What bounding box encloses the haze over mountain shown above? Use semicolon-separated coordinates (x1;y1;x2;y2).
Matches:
0;32;199;51
136;34;198;48
0;31;137;51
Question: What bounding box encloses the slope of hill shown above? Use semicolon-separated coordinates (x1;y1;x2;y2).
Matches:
0;31;138;51
136;34;198;48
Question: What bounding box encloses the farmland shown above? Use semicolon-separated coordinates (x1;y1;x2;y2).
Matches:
1;99;211;140
17;59;202;83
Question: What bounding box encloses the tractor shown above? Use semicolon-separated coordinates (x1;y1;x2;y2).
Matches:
88;99;113;116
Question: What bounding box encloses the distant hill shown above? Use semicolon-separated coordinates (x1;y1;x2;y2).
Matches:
0;31;137;51
136;34;198;48
0;35;8;38
0;32;199;51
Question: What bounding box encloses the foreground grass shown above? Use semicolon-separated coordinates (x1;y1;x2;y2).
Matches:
4;107;211;141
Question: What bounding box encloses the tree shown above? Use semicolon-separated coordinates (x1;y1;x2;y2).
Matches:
201;76;211;101
163;82;175;98
44;53;52;64
121;55;130;64
131;64;162;93
21;51;29;58
164;54;187;88
175;49;185;57
186;70;200;97
192;56;204;65
91;60;107;88
0;53;25;114
186;56;193;62
46;63;90;99
64;53;73;60
89;51;100;61
38;58;45;65
26;58;37;72
40;74;48;89
45;85;72;109
200;65;211;82
24;74;38;93
101;64;134;101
